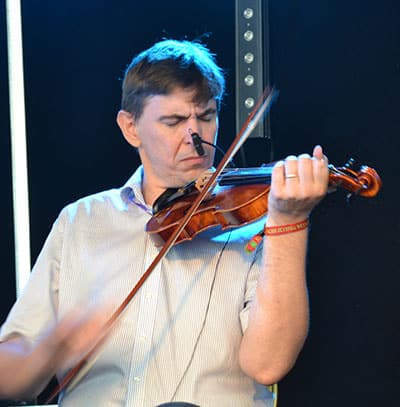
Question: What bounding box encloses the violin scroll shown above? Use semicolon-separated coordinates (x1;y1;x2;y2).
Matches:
328;161;382;198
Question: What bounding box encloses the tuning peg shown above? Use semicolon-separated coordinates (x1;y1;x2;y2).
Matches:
344;158;355;168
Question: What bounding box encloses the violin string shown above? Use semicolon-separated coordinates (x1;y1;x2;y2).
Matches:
217;168;273;185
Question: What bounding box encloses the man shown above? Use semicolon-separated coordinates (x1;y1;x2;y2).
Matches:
0;39;328;406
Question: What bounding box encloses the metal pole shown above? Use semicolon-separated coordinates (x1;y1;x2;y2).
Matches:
6;0;31;296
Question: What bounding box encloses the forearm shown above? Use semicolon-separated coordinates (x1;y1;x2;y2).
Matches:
0;336;60;400
239;147;328;384
239;220;309;385
0;303;114;400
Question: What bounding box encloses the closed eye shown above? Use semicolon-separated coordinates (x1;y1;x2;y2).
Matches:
160;115;186;126
197;108;217;122
159;108;217;126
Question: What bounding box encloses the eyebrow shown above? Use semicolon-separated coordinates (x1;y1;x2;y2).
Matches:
197;107;218;117
159;107;217;121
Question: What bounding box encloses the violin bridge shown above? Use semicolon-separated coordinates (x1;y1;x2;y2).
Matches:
195;169;216;191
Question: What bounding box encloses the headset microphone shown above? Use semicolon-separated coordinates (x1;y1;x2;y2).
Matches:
189;131;235;167
190;132;205;156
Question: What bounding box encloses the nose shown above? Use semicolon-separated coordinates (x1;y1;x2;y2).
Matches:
186;128;205;156
184;127;200;145
184;128;194;143
184;114;202;140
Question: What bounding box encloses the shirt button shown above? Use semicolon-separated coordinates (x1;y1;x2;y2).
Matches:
133;376;141;382
140;334;147;341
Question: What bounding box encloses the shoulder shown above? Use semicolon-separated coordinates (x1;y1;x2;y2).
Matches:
58;188;130;226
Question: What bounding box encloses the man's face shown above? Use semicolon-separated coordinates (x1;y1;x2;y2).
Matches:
131;88;218;190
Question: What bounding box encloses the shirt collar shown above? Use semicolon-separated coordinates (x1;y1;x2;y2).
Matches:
120;166;217;215
121;166;153;214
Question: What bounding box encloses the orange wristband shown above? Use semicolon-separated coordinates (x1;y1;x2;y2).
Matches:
264;219;309;236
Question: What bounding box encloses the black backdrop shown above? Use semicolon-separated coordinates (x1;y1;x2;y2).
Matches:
0;1;399;406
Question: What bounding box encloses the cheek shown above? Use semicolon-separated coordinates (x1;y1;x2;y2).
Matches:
158;139;179;159
149;137;179;166
145;129;170;153
141;124;182;162
203;123;218;143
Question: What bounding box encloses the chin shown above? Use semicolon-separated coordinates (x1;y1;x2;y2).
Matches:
170;169;204;188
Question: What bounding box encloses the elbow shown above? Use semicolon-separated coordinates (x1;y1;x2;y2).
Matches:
239;349;297;386
247;365;291;386
242;364;291;386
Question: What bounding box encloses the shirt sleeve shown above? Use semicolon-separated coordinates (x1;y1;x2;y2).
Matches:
0;211;65;345
239;243;263;331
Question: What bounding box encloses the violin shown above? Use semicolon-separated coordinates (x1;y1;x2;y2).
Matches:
146;159;382;247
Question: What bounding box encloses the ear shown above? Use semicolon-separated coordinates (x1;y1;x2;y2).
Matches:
116;110;141;148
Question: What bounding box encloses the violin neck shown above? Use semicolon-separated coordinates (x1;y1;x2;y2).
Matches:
218;163;381;199
218;167;273;186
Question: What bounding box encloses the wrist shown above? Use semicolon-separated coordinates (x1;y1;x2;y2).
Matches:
264;218;309;236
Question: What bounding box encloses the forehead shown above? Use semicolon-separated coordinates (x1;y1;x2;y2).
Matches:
143;88;217;114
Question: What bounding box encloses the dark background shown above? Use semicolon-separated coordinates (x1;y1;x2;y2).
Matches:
1;1;399;406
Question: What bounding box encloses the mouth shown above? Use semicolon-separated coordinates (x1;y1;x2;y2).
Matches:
180;154;208;164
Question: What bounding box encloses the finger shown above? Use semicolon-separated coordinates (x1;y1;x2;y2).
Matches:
313;145;329;164
283;155;299;184
272;160;285;189
312;156;329;191
313;145;324;160
297;153;313;185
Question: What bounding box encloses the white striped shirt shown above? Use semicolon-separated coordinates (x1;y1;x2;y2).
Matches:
0;167;274;406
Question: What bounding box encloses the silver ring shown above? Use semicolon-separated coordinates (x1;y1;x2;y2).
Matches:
285;173;298;179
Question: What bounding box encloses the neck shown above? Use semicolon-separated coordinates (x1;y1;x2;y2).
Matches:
142;184;166;207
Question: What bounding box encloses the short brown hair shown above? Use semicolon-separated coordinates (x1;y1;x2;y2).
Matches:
121;39;225;119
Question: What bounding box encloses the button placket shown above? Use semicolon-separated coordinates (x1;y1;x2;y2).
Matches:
125;238;161;405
